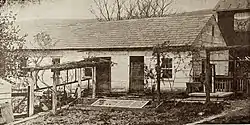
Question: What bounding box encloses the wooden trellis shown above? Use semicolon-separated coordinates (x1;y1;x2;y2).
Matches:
23;57;112;115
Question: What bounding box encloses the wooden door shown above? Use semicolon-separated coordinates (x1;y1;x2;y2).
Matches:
96;57;111;93
129;56;144;93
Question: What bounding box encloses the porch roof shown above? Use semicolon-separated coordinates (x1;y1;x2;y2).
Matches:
23;57;112;72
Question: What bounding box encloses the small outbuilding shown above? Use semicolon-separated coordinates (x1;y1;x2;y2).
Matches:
0;78;11;104
0;78;14;124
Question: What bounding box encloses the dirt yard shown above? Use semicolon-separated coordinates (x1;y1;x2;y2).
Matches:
203;99;250;124
17;99;226;125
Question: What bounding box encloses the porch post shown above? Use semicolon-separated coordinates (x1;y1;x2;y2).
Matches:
205;50;211;103
92;66;96;99
233;52;237;94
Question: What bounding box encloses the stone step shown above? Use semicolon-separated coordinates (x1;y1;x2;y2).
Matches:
188;92;234;98
185;97;225;102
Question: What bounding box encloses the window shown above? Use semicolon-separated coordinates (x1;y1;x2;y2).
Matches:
85;67;92;77
161;58;173;78
52;58;60;65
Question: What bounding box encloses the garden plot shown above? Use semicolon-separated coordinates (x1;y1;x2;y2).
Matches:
91;99;149;108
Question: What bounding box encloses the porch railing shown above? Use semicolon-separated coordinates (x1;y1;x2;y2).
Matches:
215;76;250;93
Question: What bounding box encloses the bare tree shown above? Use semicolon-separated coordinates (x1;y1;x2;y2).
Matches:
28;32;56;67
23;32;57;88
90;0;173;21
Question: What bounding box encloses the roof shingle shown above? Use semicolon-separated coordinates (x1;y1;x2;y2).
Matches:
18;14;213;50
214;0;250;12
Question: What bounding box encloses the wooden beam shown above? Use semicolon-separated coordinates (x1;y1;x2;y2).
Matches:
205;45;250;52
92;67;96;99
34;77;91;91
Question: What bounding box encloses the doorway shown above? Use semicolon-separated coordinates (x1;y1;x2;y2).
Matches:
129;56;144;93
96;57;111;93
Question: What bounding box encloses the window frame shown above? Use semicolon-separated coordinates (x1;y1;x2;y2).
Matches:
161;58;173;79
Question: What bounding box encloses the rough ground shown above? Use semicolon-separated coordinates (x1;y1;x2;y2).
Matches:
204;99;250;124
17;100;225;125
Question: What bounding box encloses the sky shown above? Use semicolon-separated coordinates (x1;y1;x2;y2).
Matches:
2;0;220;21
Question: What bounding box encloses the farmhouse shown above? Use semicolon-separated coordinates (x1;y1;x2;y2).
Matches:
17;14;228;93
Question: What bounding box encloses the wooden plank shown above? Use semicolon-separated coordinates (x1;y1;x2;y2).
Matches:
11;93;27;97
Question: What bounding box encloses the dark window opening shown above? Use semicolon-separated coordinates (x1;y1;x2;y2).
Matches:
52;58;60;65
20;57;28;68
212;26;215;37
19;57;28;77
162;58;173;78
85;68;92;77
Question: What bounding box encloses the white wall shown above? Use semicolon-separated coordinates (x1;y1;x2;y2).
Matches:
26;50;193;92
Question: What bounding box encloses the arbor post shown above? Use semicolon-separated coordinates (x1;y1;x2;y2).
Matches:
52;71;59;115
28;71;36;116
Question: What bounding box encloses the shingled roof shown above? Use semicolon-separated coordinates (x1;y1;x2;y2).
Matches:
214;0;250;12
18;14;213;50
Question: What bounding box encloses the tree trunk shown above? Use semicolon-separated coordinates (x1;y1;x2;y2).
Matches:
156;50;161;102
